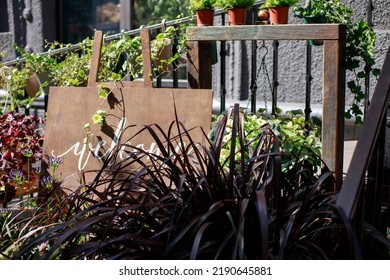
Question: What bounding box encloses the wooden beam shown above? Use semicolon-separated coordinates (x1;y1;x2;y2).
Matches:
187;24;346;41
322;39;346;188
140;28;153;87
186;41;213;89
88;31;103;87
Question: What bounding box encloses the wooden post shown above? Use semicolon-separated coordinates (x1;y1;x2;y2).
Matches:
88;31;103;87
323;39;346;187
187;41;213;89
88;29;153;88
140;28;153;87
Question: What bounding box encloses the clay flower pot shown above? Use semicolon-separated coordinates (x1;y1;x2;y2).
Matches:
24;72;50;98
196;9;215;26
227;8;247;25
269;6;290;24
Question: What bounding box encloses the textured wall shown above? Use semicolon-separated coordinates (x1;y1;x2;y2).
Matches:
0;0;14;61
0;0;56;61
211;0;389;111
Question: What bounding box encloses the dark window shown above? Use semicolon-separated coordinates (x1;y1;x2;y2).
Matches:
58;0;119;44
0;2;9;32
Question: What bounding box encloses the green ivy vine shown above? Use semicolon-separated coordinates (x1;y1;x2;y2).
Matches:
324;0;380;124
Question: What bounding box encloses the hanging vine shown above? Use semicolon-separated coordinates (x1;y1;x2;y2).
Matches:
324;0;380;124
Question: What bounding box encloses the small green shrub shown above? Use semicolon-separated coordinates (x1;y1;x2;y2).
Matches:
189;0;218;11
216;0;256;10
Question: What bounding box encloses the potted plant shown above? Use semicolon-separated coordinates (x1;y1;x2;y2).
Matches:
0;112;44;207
293;0;328;22
189;0;217;26
261;0;300;24
293;0;328;45
217;0;256;25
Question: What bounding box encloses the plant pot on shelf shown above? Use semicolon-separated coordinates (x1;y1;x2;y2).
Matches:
24;72;50;98
303;14;328;46
152;38;173;74
227;8;247;25
269;6;290;24
196;9;215;26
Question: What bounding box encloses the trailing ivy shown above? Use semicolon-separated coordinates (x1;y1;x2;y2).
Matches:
0;23;188;113
323;0;380;124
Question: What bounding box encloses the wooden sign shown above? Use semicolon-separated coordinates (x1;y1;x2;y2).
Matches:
42;86;213;190
41;30;212;191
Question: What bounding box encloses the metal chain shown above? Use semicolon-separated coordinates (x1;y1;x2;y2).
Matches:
249;41;273;114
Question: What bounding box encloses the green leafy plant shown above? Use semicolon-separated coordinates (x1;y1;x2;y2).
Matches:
261;0;300;8
0;112;44;206
294;0;379;124
189;0;218;11
293;0;327;18
323;0;380;124
0;23;188;112
216;0;256;10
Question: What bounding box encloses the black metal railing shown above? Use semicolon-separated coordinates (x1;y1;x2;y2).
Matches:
336;45;390;259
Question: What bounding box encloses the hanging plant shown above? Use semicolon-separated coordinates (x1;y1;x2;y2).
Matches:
294;0;380;124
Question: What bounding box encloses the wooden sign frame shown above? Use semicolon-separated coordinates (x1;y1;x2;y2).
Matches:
41;30;213;191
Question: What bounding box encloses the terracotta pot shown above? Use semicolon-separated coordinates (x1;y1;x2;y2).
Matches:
24;72;50;98
15;179;39;198
196;9;214;26
227;8;247;25
269;6;290;25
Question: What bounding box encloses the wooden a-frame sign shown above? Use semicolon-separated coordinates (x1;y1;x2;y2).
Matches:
42;30;213;191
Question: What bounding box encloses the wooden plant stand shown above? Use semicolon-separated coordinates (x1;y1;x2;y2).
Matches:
186;24;347;186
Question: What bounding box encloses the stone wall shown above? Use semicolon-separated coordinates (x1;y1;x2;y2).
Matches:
211;1;389;110
0;0;56;62
210;1;389;166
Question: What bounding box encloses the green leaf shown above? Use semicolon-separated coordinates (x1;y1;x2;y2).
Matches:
372;68;381;77
97;85;110;99
92;110;106;125
111;72;122;81
357;71;366;79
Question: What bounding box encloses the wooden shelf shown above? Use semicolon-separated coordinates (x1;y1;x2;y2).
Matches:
187;24;346;41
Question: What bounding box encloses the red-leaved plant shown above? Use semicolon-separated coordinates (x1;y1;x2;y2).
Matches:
0;112;44;205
